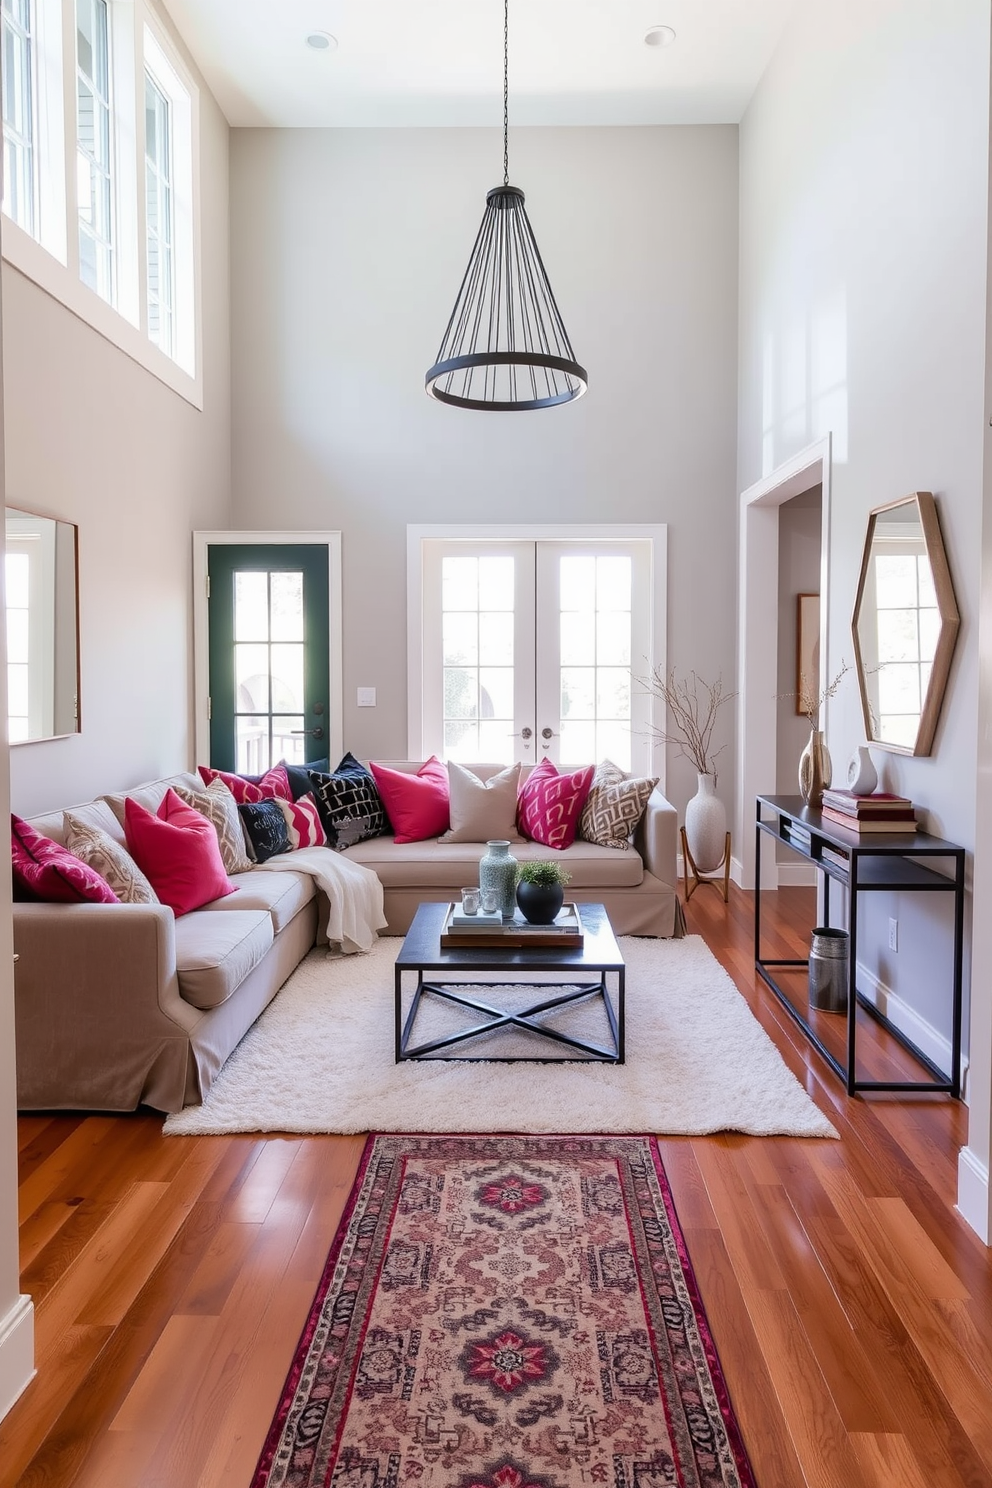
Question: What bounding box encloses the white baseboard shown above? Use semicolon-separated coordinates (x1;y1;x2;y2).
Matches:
856;963;964;1091
956;1147;990;1244
0;1294;34;1422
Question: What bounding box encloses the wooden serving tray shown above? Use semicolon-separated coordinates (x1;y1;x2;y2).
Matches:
439;902;585;949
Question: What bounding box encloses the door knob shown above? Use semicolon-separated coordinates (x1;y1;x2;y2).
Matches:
511;727;533;740
541;726;558;740
291;726;325;741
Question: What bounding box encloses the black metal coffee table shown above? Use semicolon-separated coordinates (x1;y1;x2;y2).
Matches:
394;901;625;1063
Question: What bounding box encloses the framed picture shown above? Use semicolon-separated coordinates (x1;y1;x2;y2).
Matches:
796;594;820;717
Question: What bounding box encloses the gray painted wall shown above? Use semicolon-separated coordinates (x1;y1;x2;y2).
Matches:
228;124;740;821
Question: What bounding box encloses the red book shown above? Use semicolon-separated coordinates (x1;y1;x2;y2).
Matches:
821;790;913;815
821;806;917;833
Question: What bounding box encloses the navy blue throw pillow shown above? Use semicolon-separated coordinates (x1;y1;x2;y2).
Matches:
279;758;330;802
309;753;390;850
238;799;292;863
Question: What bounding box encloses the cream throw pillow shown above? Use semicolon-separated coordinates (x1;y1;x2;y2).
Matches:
63;811;160;904
172;779;255;874
440;762;522;844
579;759;658;850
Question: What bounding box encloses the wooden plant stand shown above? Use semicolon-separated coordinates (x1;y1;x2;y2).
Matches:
681;827;732;903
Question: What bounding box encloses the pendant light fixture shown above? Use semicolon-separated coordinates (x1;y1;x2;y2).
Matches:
425;0;588;411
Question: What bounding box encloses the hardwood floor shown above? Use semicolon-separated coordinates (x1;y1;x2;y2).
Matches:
5;884;991;1488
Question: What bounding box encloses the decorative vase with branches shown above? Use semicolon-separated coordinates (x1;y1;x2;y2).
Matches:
642;668;735;874
789;660;853;807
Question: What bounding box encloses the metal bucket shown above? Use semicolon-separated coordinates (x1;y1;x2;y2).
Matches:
809;927;849;1013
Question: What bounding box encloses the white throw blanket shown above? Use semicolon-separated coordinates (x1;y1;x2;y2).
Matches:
253;846;387;954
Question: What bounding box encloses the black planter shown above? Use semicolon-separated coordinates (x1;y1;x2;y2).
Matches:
515;880;565;925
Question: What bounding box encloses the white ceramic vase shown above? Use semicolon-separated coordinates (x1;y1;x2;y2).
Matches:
846;745;878;796
684;773;727;874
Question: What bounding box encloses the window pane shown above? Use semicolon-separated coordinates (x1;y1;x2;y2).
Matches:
559;720;595;765
270;644;304;713
596;721;632;772
444;611;477;666
235;572;268;641
442;556;477;611
270;571;303;641
5;551;29;607
272;716;304;763
236;715;268;774
7;662;29;716
235;644;269;711
478;556;514;610
560;556;596;611
875;555;917;609
6;606;28;663
878;662;920;714
479;667;513;719
444;667;477;720
478;612;513;666
597;668;631;720
560;666;595;720
445;719;478;760
596;556;631;610
596;611;631;666
1;0;34;235
560;610;595;667
877;608;918;664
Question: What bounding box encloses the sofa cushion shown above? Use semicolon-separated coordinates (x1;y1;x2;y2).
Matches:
198;763;292;804
102;773;205;828
125;790;237;916
440;761;522;844
369;756;449;844
308;754;390;850
11;816;120;904
63;811;160;904
174;909;274;1010
517;759;594;850
28;798;126;850
239;799;292;862
172;780;255;874
199;869;316;935
342;835;644;888
580;760;659;850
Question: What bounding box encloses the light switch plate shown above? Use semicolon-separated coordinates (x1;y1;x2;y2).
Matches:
357;687;376;708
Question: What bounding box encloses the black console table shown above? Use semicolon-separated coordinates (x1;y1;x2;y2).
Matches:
755;794;964;1097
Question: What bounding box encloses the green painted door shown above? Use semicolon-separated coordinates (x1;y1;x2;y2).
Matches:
207;544;330;772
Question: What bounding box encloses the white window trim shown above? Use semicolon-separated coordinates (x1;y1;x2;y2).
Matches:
192;532;344;773
1;0;202;407
406;523;668;789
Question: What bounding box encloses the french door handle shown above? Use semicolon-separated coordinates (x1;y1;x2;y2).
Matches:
291;726;325;741
541;727;558;741
511;727;533;740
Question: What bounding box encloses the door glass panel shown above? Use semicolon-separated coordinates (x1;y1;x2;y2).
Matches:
235;572;268;640
557;554;634;770
445;719;478;759
441;555;516;765
560;556;596;611
479;612;513;665
273;715;305;763
235;644;269;711
270;572;304;641
444;612;478;665
271;644;304;713
559;720;596;763
236;715;268;774
561;666;596;719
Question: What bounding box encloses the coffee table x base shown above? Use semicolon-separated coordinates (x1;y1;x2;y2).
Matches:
393;901;625;1065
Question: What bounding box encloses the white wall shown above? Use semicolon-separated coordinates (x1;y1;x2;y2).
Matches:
229;124;740;819
739;0;990;1223
1;21;231;818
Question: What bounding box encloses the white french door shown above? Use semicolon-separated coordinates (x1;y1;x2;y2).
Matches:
416;532;660;776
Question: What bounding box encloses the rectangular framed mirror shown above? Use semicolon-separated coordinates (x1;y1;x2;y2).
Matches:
851;491;958;756
5;507;80;743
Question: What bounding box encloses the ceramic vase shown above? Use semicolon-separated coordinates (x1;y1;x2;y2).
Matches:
516;880;565;925
684;773;727;875
479;840;518;918
846;745;878;796
799;729;832;808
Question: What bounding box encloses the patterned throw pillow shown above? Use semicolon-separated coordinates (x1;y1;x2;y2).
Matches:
11;815;120;904
579;760;659;850
277;795;327;850
63;811;160;903
238;800;292;863
173;780;254;874
197;763;292;804
516;759;595;851
309;754;390;850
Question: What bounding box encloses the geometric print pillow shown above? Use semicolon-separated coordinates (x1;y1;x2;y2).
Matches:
308;754;390;851
277;795;327;850
196;762;293;804
516;759;595;851
172;780;255;874
579;759;658;850
63;810;161;903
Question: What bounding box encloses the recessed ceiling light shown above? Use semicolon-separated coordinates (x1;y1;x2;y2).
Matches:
644;25;677;48
305;31;337;51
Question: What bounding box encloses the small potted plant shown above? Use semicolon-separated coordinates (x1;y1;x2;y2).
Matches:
515;860;572;925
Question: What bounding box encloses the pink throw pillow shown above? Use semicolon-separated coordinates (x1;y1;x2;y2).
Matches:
368;757;450;844
278;796;327;850
11;815;119;904
124;789;236;916
517;759;595;850
197;763;292;804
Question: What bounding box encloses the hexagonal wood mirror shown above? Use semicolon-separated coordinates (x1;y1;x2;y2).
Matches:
851;491;959;756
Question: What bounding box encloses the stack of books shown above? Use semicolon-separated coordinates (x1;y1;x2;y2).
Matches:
440;904;585;948
820;789;917;834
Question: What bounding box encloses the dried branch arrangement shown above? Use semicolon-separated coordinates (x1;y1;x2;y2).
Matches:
641;668;736;778
790;659;853;728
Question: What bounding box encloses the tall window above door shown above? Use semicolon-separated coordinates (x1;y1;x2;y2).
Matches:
411;527;665;780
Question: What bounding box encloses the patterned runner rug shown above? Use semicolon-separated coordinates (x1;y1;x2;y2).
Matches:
252;1134;757;1488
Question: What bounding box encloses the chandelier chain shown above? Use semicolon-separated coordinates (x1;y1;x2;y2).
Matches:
503;0;509;186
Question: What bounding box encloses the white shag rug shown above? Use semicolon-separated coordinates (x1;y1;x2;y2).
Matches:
164;934;837;1139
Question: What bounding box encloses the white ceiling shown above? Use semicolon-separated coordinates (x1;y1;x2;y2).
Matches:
159;0;797;129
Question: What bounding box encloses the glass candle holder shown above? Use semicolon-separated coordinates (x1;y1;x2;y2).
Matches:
460;887;480;915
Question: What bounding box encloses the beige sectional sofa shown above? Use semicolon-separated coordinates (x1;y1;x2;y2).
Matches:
12;763;680;1115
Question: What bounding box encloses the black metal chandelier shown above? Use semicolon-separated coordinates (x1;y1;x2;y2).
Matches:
425;0;587;411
